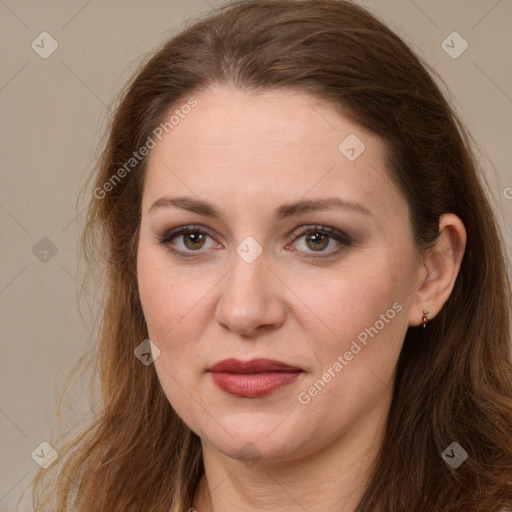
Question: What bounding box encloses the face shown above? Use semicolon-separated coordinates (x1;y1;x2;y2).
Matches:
137;86;422;464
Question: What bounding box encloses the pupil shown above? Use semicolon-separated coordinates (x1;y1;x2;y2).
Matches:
308;232;327;250
186;232;204;249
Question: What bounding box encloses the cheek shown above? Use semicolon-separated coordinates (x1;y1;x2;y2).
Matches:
298;263;404;350
136;245;213;387
137;256;172;340
137;245;200;340
137;252;198;409
294;258;410;407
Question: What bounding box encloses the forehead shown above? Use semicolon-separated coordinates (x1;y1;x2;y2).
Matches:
151;86;379;153
142;86;401;220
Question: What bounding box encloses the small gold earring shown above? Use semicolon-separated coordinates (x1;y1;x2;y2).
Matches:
422;310;430;328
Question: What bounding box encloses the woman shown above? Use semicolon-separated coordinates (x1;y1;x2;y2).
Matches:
29;0;512;510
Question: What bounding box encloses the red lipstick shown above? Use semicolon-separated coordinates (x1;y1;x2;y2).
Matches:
208;358;303;398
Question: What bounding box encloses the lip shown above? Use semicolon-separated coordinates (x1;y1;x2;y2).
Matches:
208;358;304;398
208;358;302;373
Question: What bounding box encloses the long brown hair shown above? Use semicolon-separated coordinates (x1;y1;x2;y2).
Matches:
28;1;512;510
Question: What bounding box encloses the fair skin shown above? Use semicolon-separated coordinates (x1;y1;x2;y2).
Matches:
136;86;466;512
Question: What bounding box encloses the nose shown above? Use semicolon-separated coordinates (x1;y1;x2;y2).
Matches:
214;248;286;337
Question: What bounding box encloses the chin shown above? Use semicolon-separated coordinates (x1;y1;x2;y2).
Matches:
197;420;317;465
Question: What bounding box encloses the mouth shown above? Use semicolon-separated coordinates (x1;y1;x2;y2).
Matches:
207;358;304;398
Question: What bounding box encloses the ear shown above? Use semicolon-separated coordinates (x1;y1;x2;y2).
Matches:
408;213;467;327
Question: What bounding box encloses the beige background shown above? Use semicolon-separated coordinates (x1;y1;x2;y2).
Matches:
1;0;511;510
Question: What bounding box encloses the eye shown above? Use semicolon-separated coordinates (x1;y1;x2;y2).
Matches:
287;225;352;257
157;225;219;257
156;224;352;258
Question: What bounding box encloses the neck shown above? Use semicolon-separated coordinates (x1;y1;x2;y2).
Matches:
192;391;390;512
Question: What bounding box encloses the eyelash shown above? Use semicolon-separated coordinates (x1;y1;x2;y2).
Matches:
156;224;352;259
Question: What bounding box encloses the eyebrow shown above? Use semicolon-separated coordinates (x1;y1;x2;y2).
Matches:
148;196;373;221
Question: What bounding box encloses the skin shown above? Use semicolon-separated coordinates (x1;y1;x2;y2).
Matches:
136;86;466;512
